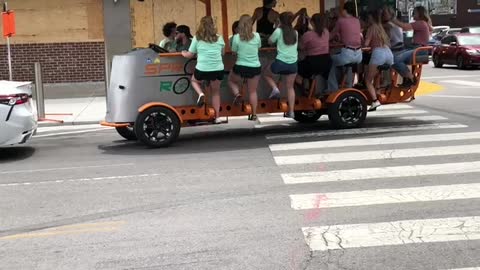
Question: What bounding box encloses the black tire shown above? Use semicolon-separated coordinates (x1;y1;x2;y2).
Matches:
116;126;137;141
134;106;181;148
328;91;367;129
457;56;466;69
294;110;322;123
433;54;443;68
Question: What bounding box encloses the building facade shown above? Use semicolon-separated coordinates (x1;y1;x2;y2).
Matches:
0;0;106;83
0;0;477;84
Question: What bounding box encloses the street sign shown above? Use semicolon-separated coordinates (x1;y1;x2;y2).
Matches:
2;2;14;80
2;10;15;37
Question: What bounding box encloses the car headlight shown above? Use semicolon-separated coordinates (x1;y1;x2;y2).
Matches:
466;49;480;55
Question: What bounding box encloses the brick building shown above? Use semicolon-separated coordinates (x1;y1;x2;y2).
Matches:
0;0;105;84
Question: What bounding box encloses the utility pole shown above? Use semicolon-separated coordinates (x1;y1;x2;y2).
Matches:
3;1;14;80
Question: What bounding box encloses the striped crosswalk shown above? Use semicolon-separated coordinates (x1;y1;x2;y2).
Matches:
266;103;480;267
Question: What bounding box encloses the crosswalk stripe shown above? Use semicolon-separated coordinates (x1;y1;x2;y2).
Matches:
372;115;447;122
439;267;480;270
265;123;468;140
274;144;480;165
302;216;480;251
440;80;480;87
282;161;480;184
269;131;480;152
441;268;480;270
367;109;428;116
290;183;480;210
422;75;476;79
258;110;430;124
428;95;480;99
256;115;450;129
265;104;414;117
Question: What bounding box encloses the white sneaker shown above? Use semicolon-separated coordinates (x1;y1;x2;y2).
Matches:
285;112;295;118
213;118;222;124
368;100;381;112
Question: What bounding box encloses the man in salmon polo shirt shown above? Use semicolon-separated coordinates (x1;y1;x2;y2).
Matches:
327;1;363;92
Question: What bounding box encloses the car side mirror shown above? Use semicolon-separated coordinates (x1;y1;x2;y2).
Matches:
450;42;457;46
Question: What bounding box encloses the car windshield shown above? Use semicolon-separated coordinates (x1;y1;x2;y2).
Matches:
458;35;480;46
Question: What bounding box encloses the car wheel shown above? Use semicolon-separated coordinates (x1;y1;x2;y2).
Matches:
115;126;137;141
433;54;443;68
328;91;367;129
293;110;323;123
457;56;466;69
134;106;181;148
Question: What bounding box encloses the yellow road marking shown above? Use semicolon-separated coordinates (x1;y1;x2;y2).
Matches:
416;81;444;96
1;221;125;240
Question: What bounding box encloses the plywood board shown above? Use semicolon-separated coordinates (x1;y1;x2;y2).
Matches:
153;0;199;45
130;0;155;48
131;0;327;48
87;0;104;40
0;0;104;44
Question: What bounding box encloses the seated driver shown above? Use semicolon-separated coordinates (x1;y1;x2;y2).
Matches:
159;22;178;52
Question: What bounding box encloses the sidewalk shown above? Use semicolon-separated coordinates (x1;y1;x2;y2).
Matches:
33;82;106;127
37;96;106;127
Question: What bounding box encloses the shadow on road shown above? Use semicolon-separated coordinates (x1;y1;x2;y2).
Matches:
96;119;431;156
0;146;36;163
97;126;272;156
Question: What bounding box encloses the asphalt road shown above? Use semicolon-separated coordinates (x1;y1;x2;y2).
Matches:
1;64;479;270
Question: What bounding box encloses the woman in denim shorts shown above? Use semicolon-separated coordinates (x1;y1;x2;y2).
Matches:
264;12;298;118
364;9;394;111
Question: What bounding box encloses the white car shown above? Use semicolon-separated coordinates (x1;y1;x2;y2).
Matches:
0;80;38;146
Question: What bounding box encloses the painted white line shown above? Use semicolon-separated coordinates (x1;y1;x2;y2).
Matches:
302;216;480;251
266;104;413;115
427;95;480;99
422;75;477;79
34;128;110;138
290;183;480;210
440;80;480;87
269;131;480;152
282;161;480;184
373;115;448;122
367;109;428;117
274;144;480;165
265;123;468;140
259;110;429;124
0;173;161;187
257;115;448;127
0;163;135;175
440;268;480;270
258;117;296;124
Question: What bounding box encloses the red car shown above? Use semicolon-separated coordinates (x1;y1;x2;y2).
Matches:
433;34;480;69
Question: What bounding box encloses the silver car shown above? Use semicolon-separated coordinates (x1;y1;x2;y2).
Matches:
0;81;38;146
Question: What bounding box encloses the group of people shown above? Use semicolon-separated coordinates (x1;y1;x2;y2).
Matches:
157;0;433;122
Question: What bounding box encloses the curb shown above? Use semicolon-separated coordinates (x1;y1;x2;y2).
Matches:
38;120;103;127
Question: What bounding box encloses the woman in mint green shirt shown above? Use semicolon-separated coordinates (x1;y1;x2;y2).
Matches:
182;16;225;124
229;14;262;121
265;12;298;118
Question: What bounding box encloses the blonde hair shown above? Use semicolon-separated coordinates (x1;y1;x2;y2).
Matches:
196;16;218;43
238;14;254;41
369;9;390;47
